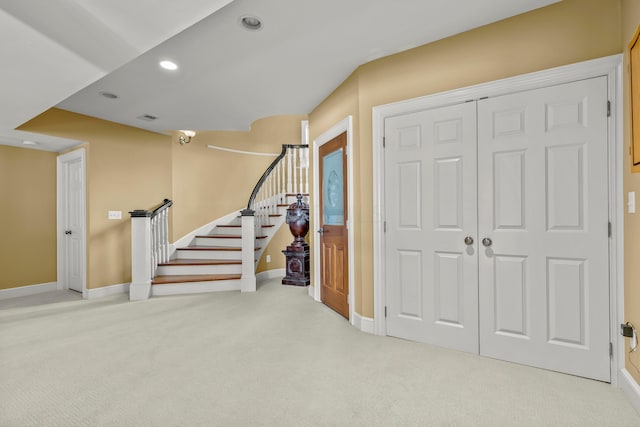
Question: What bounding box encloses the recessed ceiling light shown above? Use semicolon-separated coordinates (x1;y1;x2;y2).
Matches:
240;15;262;31
99;91;119;99
159;60;178;71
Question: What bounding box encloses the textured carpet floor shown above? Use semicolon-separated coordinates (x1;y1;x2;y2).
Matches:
1;279;639;427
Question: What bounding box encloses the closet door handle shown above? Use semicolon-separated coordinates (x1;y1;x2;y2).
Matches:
482;237;492;247
464;236;474;246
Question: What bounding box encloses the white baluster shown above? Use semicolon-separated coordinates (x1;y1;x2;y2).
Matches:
293;147;299;194
287;147;292;194
150;216;155;275
298;148;303;195
162;210;169;263
304;147;309;195
279;159;286;203
268;174;274;216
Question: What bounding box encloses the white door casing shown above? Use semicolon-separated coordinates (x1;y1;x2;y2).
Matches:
384;102;479;353
57;148;87;296
374;56;622;382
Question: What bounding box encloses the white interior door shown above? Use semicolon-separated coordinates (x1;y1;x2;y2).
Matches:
477;77;610;382
384;77;610;381
384;102;479;353
58;149;86;294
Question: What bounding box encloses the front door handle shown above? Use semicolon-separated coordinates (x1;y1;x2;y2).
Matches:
317;227;324;235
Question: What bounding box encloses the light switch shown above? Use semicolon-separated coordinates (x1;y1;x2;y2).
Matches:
629;192;636;214
108;210;122;220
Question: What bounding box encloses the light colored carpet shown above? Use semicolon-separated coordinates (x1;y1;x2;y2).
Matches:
1;278;639;427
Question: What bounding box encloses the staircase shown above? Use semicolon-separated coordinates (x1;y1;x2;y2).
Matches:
149;201;289;297
129;144;308;300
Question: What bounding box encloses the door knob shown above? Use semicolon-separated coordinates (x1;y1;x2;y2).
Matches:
65;230;72;235
317;228;324;235
482;237;492;247
464;236;474;245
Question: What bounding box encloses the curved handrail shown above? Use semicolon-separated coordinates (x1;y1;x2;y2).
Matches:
129;198;173;218
246;145;306;210
152;199;173;217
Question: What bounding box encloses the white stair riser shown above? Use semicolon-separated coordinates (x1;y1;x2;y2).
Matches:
156;264;242;276
195;236;242;247
176;250;242;261
151;279;241;296
213;226;242;236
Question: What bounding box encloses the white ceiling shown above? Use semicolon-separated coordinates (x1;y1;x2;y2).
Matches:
0;0;559;152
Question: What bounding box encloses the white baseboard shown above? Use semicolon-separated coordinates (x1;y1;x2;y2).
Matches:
85;283;130;300
352;312;375;334
620;368;640;415
152;280;241;296
0;282;57;300
256;268;285;283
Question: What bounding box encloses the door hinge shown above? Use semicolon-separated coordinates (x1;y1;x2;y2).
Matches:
608;221;612;238
384;221;387;232
383;136;386;148
385;306;387;318
610;342;613;358
607;101;611;117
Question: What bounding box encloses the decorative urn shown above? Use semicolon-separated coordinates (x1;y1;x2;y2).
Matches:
282;194;310;286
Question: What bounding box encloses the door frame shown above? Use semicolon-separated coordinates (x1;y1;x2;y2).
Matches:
57;148;87;298
372;54;623;384
312;116;355;323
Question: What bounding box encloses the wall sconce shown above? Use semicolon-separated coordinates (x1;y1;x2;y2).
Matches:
179;130;196;145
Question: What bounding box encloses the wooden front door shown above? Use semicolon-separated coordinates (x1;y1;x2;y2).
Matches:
319;132;349;319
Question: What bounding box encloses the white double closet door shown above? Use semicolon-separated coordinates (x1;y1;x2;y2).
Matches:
384;76;610;382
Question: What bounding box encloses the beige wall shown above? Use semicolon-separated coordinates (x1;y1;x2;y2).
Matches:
19;108;173;290
12;111;305;290
309;0;623;318
622;0;640;385
0;145;57;289
170;115;307;240
170;114;307;273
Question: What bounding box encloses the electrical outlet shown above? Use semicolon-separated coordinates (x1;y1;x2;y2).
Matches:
266;255;271;263
108;210;122;220
621;323;634;337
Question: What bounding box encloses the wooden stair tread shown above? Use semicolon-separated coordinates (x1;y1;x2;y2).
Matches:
197;234;267;239
177;246;261;251
159;259;241;266
152;274;241;285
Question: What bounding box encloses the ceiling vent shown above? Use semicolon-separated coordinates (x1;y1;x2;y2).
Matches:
99;91;119;99
137;114;157;121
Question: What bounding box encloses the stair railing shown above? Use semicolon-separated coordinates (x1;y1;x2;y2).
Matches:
241;144;309;292
129;198;173;301
247;144;309;230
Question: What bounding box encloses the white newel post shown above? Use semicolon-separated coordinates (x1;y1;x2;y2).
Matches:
129;210;153;301
240;209;256;292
